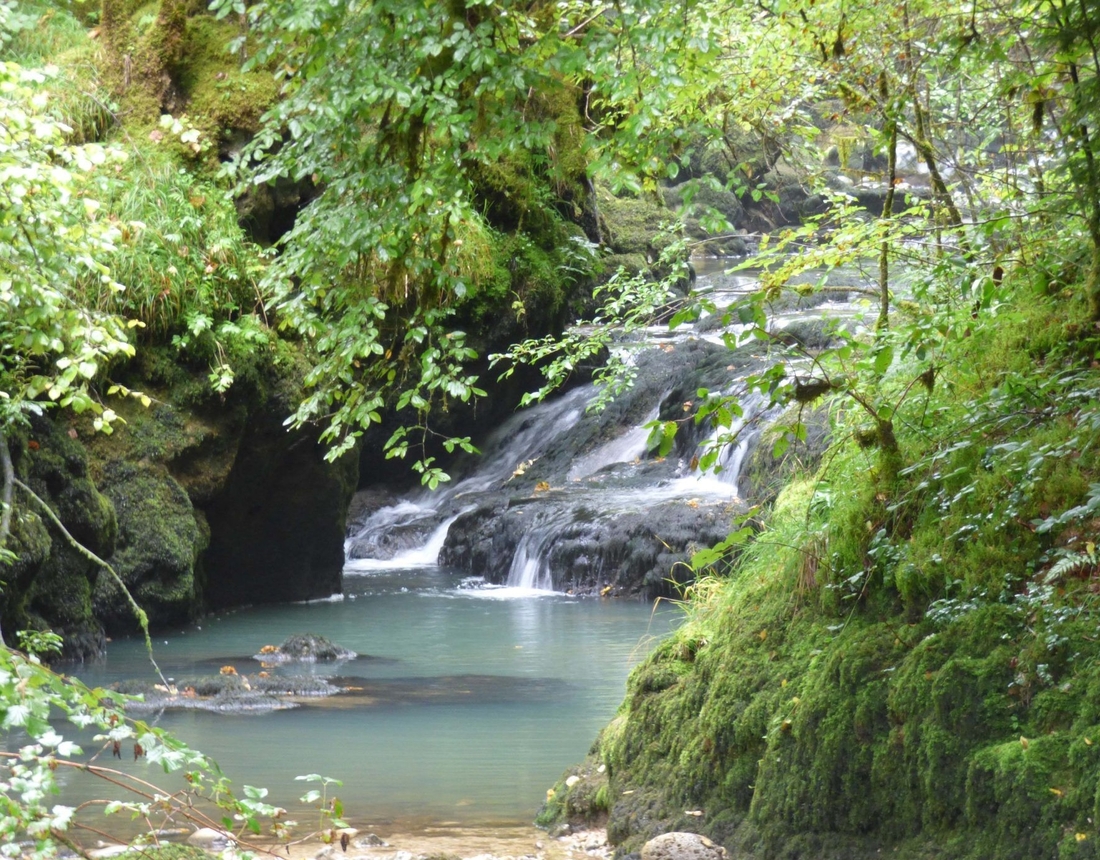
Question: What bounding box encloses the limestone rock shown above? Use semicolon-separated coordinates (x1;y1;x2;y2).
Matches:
187;827;233;850
352;834;389;848
640;832;727;860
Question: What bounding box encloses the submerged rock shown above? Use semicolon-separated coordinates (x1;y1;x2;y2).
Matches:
186;828;233;850
110;672;341;714
253;633;357;663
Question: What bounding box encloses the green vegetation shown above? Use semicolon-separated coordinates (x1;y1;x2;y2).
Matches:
5;0;1100;855
556;280;1100;858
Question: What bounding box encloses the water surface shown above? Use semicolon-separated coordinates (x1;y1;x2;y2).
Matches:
71;567;677;829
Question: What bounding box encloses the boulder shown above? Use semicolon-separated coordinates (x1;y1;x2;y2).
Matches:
186;828;232;850
640;833;727;860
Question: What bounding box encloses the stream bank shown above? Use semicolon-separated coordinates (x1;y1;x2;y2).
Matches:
537;280;1100;860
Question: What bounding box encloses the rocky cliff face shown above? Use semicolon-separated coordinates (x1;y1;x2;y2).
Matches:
2;346;358;660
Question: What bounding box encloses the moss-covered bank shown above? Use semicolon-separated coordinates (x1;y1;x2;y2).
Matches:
542;276;1100;859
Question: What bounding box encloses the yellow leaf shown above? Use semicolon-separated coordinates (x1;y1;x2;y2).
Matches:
1049;787;1063;797
1076;833;1088;842
139;395;151;407
758;629;768;642
1020;736;1029;749
1085;737;1093;746
535;481;551;492
781;678;788;688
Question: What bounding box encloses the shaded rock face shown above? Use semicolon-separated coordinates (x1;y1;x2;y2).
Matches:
6;416;117;660
2;353;358;654
93;461;205;632
200;404;358;609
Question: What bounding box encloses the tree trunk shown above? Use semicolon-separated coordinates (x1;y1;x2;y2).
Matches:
877;76;898;335
0;433;12;647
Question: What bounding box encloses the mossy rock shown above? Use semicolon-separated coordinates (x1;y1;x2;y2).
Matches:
1;418;117;659
597;186;673;257
94;462;204;631
537;754;612;830
178;16;279;139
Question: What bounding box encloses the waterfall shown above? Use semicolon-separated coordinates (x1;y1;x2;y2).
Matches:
345;266;860;596
345;513;463;572
505;536;555;592
344;386;591;569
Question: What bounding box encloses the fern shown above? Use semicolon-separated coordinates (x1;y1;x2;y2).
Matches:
1043;544;1099;584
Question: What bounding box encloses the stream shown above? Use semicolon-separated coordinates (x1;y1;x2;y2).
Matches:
69;571;677;830
61;263;866;838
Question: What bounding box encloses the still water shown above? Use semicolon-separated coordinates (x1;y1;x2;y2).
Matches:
70;566;677;829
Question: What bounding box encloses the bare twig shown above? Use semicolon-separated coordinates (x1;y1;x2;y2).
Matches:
12;478;170;688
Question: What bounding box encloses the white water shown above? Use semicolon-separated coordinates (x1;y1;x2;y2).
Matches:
505;534;558;592
345;513;464;571
567;412;656;482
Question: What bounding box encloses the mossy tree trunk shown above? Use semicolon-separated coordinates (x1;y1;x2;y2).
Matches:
100;0;195;122
0;433;12;646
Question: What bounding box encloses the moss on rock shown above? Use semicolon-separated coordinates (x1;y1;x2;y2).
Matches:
93;461;204;631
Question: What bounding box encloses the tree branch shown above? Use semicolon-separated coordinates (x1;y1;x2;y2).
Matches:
0;431;12;645
12;478;169;688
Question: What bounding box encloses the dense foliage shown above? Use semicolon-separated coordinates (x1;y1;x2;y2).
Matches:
4;0;1100;855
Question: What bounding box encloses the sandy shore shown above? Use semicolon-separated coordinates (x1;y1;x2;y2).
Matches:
235;825;610;860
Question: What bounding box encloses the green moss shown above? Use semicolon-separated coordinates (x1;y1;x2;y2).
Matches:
597;185;672;257
94;463;203;630
581;277;1100;858
118;845;212;860
177;15;279;141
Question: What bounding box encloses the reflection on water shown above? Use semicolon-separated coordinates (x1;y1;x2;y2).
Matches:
66;567;677;830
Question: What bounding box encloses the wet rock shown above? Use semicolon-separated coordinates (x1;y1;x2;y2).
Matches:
187;828;233;850
109;672;341;714
87;844;129;859
352;834;388;848
639;833;726;860
254;633;356;663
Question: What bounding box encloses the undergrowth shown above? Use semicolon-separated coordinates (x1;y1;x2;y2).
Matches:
549;268;1100;860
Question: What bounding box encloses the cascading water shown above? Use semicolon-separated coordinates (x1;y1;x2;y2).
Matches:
346;267;862;596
